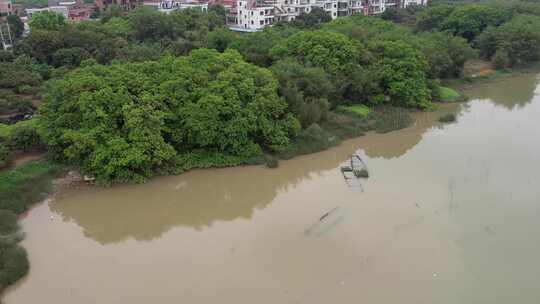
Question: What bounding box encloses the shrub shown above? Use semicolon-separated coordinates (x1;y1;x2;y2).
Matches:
8;122;43;152
320;112;372;139
280;123;340;159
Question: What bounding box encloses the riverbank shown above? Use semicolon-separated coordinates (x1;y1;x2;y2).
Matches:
0;100;454;296
8;74;540;303
0;69;517;294
443;61;540;91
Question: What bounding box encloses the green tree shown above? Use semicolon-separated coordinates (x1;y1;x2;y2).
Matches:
476;14;540;67
270;30;361;73
128;6;172;42
440;5;511;41
368;41;432;108
51;47;90;67
15;30;64;63
100;5;122;23
7;15;24;39
229;26;297;67
39;49;299;184
28;11;67;31
291;7;332;28
207;27;237;52
415;4;455;32
271;59;333;127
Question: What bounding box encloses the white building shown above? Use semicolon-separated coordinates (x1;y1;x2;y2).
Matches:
157;0;208;13
233;0;274;31
229;0;428;31
0;0;13;16
26;6;69;19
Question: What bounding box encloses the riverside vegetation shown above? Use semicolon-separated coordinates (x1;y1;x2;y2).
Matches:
3;0;540;293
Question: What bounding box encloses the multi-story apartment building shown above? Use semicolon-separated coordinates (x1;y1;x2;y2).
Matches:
229;0;427;31
94;0;140;11
27;0;93;22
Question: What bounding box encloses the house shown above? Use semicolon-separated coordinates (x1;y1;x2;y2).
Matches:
158;0;208;13
94;0;141;11
26;0;93;22
0;0;13;16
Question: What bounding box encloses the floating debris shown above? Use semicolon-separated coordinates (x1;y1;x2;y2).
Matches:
305;207;344;237
341;154;369;189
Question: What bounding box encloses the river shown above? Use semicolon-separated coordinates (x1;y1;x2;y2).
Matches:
4;72;540;304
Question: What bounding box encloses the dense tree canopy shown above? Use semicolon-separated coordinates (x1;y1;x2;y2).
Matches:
476;14;540;67
39;49;300;183
28;11;67;31
270;30;361;73
271;60;332;127
291;7;332;28
440;4;511;41
369;41;431;108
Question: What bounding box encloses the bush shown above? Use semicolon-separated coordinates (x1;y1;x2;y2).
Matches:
280;123;340;159
320;112;372;139
8;122;43;152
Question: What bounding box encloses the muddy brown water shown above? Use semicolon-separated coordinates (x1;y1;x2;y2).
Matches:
4;73;540;304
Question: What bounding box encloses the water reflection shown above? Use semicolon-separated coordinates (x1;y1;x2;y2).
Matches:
463;72;540;109
50;143;358;244
50;106;464;245
361;103;461;159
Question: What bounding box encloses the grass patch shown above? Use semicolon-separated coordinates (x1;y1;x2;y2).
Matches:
438;86;461;103
337;104;371;118
0;124;9;141
439;113;457;123
0;159;65;214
